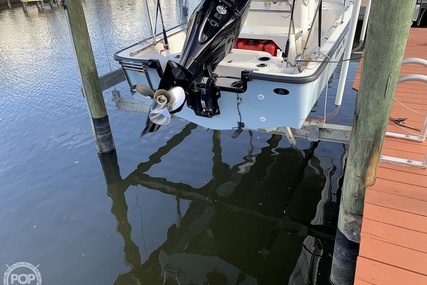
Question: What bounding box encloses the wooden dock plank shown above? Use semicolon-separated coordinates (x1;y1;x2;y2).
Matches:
381;145;426;157
381;147;426;162
354;278;375;285
375;166;427;183
381;151;426;164
391;96;427;108
373;169;427;195
355;257;427;285
375;169;426;189
363;203;427;234
358;236;427;275
399;66;427;73
366;177;427;201
393;100;426;107
382;139;426;155
391;95;427;106
365;188;427;216
389;110;426;118
361;219;427;253
386;126;425;137
386;121;425;133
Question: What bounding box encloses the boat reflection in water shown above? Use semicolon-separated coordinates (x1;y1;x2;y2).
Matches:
100;123;342;285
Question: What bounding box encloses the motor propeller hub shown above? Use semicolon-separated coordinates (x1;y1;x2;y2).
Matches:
154;89;172;105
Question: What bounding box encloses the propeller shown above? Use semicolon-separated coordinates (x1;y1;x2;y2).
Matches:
149;89;172;125
135;85;186;137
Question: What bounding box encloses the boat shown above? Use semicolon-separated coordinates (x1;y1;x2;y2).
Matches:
114;0;360;137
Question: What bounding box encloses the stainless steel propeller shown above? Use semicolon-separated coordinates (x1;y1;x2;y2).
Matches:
149;89;172;125
135;85;186;136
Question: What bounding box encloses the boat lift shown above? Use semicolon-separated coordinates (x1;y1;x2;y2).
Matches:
98;56;427;169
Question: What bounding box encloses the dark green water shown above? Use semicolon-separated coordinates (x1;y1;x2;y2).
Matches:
0;1;358;284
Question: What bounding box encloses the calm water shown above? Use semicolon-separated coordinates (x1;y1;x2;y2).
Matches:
0;1;358;284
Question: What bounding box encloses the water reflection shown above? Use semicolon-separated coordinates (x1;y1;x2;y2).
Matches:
100;123;339;285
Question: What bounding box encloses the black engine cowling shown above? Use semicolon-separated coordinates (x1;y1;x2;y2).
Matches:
180;0;251;77
158;0;251;117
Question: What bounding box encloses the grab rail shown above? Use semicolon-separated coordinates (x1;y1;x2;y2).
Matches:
382;57;427;168
398;58;427;84
387;57;427;142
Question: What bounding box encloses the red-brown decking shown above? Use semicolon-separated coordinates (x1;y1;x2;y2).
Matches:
352;28;427;284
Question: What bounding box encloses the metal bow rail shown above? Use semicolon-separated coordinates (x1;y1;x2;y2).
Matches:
381;57;427;168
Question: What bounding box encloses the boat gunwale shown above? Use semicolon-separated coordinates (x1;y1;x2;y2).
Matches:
114;25;349;87
113;25;185;62
113;1;352;85
250;22;350;84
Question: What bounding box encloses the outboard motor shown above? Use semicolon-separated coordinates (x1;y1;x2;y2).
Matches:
141;0;251;135
180;0;251;117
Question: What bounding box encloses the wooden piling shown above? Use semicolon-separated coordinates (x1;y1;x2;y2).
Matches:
330;1;416;284
63;0;115;154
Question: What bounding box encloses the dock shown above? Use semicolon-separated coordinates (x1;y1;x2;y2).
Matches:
352;27;427;284
0;0;58;11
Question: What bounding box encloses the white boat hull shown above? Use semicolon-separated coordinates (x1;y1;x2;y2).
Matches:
114;0;354;131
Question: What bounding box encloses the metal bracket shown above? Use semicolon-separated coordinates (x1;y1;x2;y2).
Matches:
258;121;352;145
308;122;321;141
112;90;151;114
283;127;297;145
380;154;427;169
385;130;425;142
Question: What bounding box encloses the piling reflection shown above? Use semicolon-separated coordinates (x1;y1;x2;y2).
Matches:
99;124;339;285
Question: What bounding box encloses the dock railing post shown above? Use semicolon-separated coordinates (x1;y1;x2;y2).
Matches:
330;1;416;284
63;0;115;154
